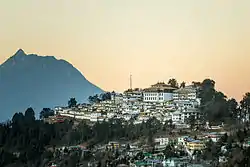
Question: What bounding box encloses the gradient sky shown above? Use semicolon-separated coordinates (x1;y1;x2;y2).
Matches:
0;0;250;101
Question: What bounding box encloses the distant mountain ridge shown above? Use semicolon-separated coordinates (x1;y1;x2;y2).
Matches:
0;49;103;121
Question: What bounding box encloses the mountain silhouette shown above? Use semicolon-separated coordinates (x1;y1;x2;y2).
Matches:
0;49;103;121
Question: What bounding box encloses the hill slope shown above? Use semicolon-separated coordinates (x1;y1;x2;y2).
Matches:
0;49;103;121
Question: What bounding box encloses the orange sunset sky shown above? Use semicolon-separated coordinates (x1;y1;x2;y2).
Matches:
0;0;250;101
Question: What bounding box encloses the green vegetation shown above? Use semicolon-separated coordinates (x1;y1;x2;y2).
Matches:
198;79;250;125
0;110;165;166
168;78;179;88
68;98;77;108
70;117;163;145
0;108;73;166
39;108;54;120
201;129;250;166
88;92;112;104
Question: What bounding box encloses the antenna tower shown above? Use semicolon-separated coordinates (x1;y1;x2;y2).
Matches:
130;74;132;90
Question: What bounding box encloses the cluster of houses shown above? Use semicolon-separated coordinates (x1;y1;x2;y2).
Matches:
45;81;239;166
154;131;227;154
52;82;202;127
88;132;226;167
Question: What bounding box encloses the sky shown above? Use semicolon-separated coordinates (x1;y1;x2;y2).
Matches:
0;0;250;101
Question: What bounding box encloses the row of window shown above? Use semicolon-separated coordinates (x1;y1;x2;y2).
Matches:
144;93;164;96
144;97;164;101
173;94;196;98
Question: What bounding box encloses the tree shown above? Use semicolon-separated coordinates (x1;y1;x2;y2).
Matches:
126;144;130;151
88;96;94;104
198;79;232;123
12;112;24;124
199;79;216;104
192;81;201;88
180;81;186;88
236;130;246;143
0;110;78;166
168;78;178;88
0;149;16;166
68;98;77;108
205;92;228;123
187;115;196;130
240;92;250;121
164;144;177;158
147;130;154;146
220;133;228;143
166;119;174;131
40;108;54;120
24;108;35;122
88;94;101;104
100;92;112;101
227;98;238;121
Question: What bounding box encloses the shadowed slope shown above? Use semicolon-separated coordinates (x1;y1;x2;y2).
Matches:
0;49;103;121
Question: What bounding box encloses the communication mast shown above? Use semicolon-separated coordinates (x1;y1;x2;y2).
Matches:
130;74;132;90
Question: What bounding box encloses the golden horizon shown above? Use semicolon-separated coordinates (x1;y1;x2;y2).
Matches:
0;0;250;101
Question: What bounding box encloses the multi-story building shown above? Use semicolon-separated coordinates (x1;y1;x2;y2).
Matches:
170;110;182;123
143;82;177;103
154;137;170;151
173;85;197;101
111;92;124;104
172;85;201;111
170;108;200;123
123;88;143;102
154;137;169;146
175;100;199;110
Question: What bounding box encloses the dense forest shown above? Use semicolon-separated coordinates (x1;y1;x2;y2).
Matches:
0;108;74;166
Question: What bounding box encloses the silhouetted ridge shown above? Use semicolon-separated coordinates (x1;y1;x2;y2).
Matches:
0;49;103;121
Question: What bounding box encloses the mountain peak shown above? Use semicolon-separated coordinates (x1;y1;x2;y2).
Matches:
0;50;103;121
14;49;26;56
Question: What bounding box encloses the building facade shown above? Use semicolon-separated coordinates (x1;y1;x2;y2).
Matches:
143;82;176;103
170;108;200;123
173;85;197;101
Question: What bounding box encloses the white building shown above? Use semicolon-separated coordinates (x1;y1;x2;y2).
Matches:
170;110;183;123
170;108;200;123
143;82;177;103
173;86;197;101
175;100;199;110
178;136;189;145
154;137;170;151
90;113;102;122
154;137;169;146
111;92;124;104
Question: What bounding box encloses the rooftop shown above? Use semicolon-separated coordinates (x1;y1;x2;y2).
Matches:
173;86;196;94
143;82;177;92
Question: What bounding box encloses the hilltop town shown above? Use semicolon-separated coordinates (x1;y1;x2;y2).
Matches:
33;79;250;167
53;81;201;127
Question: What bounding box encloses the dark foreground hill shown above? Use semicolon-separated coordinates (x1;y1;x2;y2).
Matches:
0;49;103;121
